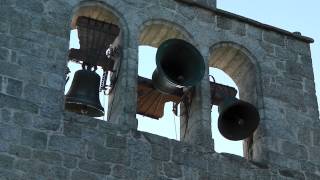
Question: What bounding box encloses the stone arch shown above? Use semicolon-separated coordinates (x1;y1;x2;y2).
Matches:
209;42;262;105
208;41;263;158
70;1;130;47
65;1;133;122
138;19;194;48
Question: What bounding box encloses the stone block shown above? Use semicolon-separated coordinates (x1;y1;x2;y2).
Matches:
81;128;106;145
297;127;312;146
0;169;21;180
309;147;320;165
0;108;12;123
48;135;84;156
5;78;22;97
300;160;317;174
151;144;170;161
10;24;48;45
63;155;77;169
93;144;129;165
247;25;263;40
46;73;64;90
305;172;320;180
0;93;39;113
0;33;11;47
15;0;44;14
64;112;98;128
9;37;47;58
263;31;285;46
163;162;182;178
0;124;20;142
0;77;2;92
278;169;305;179
160;0;176;10
259;41;275;55
79;159;111;175
63;121;81;138
33;116;61;131
106;133;127;149
0;140;10;152
0;154;14;170
0;47;9;62
232;21;246;36
21;129;47;149
128;138;152;171
313;129;320;147
217;16;232;30
32;150;62;166
71;170;99;180
112;165;137;180
40;104;63;119
9;145;31;159
14;159;68;179
287;37;310;55
39;17;68;38
275;46;297;60
0;22;9;33
12;111;33;128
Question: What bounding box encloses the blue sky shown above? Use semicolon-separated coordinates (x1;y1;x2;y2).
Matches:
68;1;319;156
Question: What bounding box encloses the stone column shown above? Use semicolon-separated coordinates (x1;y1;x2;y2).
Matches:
180;51;213;150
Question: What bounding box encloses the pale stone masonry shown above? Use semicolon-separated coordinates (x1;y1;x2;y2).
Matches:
0;0;319;179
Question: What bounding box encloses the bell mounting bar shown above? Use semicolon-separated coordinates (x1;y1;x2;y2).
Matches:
68;16;120;70
137;76;238;119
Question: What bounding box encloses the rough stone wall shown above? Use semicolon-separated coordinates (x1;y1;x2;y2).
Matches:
0;0;319;180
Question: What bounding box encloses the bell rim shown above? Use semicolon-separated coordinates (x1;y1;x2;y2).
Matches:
65;100;104;117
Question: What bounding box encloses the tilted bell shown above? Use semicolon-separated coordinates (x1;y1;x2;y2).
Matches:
65;69;104;117
152;39;205;94
218;97;260;141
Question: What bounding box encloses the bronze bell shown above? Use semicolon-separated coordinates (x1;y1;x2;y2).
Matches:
152;39;205;94
65;69;104;117
218;97;260;141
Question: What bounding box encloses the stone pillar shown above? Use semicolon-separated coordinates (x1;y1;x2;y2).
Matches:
180;51;213;150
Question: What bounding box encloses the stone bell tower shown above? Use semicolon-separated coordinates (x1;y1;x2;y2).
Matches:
0;0;319;179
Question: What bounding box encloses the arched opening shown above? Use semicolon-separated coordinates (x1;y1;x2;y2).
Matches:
210;68;243;156
136;20;194;140
209;42;259;158
65;4;122;120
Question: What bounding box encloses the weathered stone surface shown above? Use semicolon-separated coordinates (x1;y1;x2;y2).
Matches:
0;47;9;62
14;159;68;179
112;165;137;179
63;154;77;169
0;124;20;142
281;141;308;160
164;162;182;178
48;135;84;156
32;150;62;166
21;129;47;149
217;16;232;30
0;1;318;180
71;170;99;180
106;134;127;149
93;144;129;165
9;145;31;159
0;154;14;170
79;159;111;175
12;111;32;128
0;93;39;113
263;30;285;46
33;116;60;131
